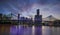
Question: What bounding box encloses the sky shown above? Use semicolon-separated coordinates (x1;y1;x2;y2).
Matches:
0;0;60;19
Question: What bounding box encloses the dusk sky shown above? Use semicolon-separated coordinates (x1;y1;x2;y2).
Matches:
0;0;60;19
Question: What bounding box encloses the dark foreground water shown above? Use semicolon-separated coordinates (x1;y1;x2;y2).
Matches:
0;25;60;35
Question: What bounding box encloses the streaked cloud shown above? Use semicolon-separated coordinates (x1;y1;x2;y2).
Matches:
0;0;60;19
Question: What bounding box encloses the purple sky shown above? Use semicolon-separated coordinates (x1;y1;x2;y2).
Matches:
0;0;60;19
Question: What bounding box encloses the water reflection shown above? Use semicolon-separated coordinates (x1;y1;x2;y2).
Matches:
42;26;60;35
0;25;10;35
10;25;42;35
42;26;52;35
32;26;35;35
0;25;60;35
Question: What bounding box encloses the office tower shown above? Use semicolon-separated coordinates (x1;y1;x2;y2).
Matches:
0;14;2;20
34;9;42;25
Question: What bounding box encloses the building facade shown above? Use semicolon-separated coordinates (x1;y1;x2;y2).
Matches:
34;9;42;25
0;14;2;20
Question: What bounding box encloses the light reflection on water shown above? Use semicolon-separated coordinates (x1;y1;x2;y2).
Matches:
32;26;35;35
0;25;60;35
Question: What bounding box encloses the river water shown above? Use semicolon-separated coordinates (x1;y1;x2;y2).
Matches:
0;25;60;35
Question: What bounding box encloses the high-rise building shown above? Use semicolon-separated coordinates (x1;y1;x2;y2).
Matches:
34;9;42;25
0;14;2;20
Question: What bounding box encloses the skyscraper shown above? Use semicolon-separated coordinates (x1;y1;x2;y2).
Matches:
0;14;2;20
34;9;42;25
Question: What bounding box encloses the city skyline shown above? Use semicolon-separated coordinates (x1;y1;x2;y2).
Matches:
0;0;60;19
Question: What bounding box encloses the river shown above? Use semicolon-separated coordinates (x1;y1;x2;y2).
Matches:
0;25;60;35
